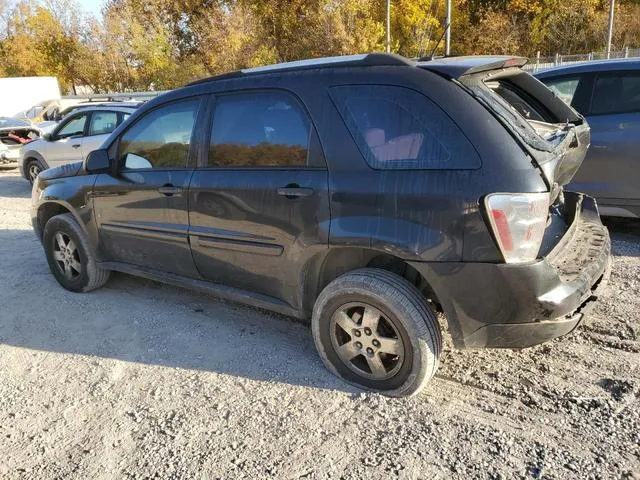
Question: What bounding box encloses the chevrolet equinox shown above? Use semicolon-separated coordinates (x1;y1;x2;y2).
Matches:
31;54;611;397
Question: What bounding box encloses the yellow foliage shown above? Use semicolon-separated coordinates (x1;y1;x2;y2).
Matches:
0;0;638;92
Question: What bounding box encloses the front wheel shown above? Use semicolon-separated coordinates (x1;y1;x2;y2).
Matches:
43;213;110;292
312;268;442;397
25;159;43;185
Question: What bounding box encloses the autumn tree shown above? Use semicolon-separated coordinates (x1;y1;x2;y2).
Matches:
1;0;639;93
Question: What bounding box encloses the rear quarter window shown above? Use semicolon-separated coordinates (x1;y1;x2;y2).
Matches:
330;85;480;170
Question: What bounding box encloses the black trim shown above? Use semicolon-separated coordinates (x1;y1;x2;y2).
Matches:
101;222;189;244
190;235;283;256
186;53;413;87
97;261;301;318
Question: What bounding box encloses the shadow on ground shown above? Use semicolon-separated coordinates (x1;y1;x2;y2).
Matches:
0;228;353;394
604;218;640;257
0;170;30;199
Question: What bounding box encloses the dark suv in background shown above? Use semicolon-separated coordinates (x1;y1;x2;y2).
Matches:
31;54;610;397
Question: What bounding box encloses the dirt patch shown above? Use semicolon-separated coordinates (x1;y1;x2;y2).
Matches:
1;171;639;479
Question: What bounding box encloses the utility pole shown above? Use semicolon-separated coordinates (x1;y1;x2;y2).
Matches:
445;0;452;56
386;0;391;53
606;0;615;59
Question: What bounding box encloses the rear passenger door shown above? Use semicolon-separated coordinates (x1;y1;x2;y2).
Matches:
188;90;330;309
579;71;640;203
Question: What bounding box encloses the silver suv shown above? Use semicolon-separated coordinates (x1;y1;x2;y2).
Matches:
20;104;138;184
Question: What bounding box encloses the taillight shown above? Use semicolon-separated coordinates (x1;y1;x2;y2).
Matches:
484;192;550;263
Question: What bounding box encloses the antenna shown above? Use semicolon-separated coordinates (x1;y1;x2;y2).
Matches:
427;22;449;59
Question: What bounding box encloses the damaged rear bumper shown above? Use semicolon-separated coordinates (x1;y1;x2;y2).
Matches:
410;192;611;349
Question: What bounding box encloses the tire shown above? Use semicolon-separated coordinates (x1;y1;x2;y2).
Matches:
312;268;442;397
43;213;110;292
25;158;44;185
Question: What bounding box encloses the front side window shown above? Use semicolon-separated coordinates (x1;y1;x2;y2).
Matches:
89;111;119;136
57;114;87;139
543;77;580;107
331;85;480;170
119;99;199;169
590;72;640;115
209;91;310;167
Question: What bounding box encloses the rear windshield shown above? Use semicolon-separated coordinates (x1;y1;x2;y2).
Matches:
461;68;583;152
485;80;553;122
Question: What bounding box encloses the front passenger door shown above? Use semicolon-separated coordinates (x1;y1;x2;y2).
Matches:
92;97;204;277
45;113;89;168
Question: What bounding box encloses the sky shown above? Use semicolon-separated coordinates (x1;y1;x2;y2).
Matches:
76;0;103;18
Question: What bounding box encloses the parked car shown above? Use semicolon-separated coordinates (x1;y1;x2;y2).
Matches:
52;100;145;121
31;54;611;397
536;59;640;218
20;104;138;184
19;99;61;123
0;117;40;168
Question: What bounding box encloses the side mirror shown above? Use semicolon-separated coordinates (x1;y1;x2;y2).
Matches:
42;133;52;141
85;149;111;173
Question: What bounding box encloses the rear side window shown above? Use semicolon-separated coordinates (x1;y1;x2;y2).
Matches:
119;99;199;169
590;73;640;115
89;111;118;136
330;85;480;170
209;91;311;167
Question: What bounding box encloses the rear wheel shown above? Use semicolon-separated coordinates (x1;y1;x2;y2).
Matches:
26;158;43;185
43;213;110;292
312;268;441;397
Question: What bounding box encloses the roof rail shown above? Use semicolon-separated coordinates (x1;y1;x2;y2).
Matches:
187;53;414;86
62;91;168;101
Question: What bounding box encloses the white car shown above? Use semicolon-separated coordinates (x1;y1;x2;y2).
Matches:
20;104;137;184
0;116;40;168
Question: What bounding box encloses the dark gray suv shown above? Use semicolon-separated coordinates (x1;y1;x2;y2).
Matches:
31;54;611;397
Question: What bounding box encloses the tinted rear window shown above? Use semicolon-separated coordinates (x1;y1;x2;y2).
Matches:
591;73;640;115
209;91;310;167
330;85;480;170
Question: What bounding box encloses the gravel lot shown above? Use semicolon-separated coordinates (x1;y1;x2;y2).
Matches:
0;169;638;479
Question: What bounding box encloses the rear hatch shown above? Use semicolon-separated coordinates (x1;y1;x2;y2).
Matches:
419;56;590;193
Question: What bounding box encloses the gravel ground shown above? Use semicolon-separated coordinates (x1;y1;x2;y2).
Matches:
0;170;638;479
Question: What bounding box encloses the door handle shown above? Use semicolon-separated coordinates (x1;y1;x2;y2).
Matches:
72;144;81;149
277;184;314;199
158;184;183;197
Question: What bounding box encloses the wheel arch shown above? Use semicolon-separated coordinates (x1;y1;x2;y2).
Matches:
300;247;443;318
21;150;48;180
36;201;87;240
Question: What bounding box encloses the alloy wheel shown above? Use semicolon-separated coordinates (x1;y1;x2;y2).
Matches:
330;302;405;381
28;163;41;182
52;232;81;280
